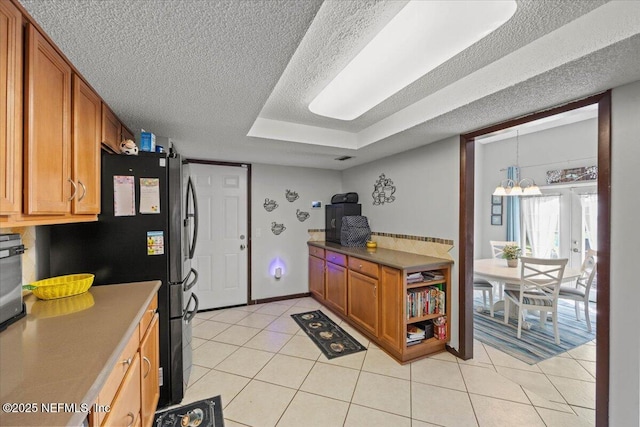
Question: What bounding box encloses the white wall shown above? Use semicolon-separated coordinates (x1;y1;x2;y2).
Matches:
251;164;341;300
341;138;460;347
610;80;640;427
475;119;598;259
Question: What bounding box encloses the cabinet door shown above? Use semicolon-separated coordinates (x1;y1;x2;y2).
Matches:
72;75;101;214
379;266;402;351
102;353;141;427
102;103;121;152
121;125;134;142
325;262;347;316
0;0;22;214
309;255;325;300
24;24;72;214
140;314;159;427
348;270;379;337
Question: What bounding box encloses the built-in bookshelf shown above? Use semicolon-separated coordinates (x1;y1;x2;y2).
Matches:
404;268;449;351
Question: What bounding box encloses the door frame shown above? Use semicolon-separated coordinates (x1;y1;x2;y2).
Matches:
186;159;253;304
457;91;611;425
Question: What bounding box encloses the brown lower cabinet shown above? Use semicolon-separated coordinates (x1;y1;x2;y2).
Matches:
325;261;347;316
90;296;159;427
308;244;452;364
308;254;325;300
140;314;160;427
347;270;379;337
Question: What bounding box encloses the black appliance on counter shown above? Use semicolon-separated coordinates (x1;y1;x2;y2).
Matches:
46;150;199;408
325;202;361;244
0;234;27;331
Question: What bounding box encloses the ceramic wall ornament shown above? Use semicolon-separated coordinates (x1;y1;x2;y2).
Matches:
263;198;278;212
372;173;396;205
285;189;299;202
271;222;286;235
296;209;310;222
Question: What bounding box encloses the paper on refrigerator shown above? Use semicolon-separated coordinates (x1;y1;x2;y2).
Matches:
113;176;135;216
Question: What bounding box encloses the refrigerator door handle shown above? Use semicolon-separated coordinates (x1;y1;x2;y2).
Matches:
183;293;199;323
183;268;198;292
186;177;199;259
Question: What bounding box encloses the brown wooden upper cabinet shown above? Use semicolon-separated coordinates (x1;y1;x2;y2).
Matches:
72;75;101;214
121;125;134;143
101;103;121;153
24;24;72;215
0;0;22;215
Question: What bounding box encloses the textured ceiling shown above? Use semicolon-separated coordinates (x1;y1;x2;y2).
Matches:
18;0;640;170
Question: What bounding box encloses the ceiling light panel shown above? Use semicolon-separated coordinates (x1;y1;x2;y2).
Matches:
309;0;517;121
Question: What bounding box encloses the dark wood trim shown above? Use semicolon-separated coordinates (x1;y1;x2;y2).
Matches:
247;163;252;304
595;90;611;427
458;135;475;360
252;292;311;305
459;91;611;426
463;92;610;140
184;159;253;306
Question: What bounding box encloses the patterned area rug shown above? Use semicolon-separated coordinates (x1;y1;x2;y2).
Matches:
154;395;224;427
474;296;596;365
291;310;366;359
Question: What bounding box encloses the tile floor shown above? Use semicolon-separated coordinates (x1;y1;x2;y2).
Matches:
180;297;596;426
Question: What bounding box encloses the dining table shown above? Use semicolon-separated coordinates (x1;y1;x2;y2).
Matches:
473;257;582;328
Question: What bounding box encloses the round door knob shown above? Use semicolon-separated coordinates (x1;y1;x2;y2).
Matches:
240;244;246;250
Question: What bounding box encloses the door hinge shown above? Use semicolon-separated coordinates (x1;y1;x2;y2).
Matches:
158;367;163;386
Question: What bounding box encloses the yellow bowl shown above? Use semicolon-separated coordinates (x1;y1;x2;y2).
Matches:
366;241;377;248
24;274;94;300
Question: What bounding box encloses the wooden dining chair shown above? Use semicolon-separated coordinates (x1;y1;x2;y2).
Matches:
490;240;517;259
558;249;597;332
504;257;568;344
473;278;494;317
489;240;517;297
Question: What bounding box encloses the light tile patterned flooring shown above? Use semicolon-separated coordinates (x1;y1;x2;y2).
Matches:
182;297;596;426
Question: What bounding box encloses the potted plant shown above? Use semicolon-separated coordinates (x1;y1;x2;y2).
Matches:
502;244;522;267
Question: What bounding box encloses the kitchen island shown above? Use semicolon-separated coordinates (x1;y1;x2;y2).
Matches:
0;280;160;427
308;242;453;363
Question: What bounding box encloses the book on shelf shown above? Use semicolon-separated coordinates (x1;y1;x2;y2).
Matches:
406;286;446;319
407;324;425;339
421;271;444;281
407;271;445;285
406;337;423;346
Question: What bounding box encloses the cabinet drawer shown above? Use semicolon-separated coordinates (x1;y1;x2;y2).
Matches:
348;257;379;278
309;245;325;259
139;295;158;340
98;325;140;415
102;353;141;427
326;250;347;267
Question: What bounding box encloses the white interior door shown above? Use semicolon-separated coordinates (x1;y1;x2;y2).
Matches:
190;163;248;309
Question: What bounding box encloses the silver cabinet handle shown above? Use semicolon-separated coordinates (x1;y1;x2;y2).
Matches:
143;356;151;378
126;412;135;427
67;179;78;201
122;357;132;366
77;180;87;202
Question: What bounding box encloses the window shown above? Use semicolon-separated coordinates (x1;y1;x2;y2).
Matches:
521;195;561;258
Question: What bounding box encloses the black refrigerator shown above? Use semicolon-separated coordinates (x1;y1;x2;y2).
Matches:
47;150;199;408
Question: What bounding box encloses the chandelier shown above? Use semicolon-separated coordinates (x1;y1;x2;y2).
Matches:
492;130;542;197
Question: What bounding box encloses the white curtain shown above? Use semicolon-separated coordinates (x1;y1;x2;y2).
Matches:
581;194;598;251
522;195;560;258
